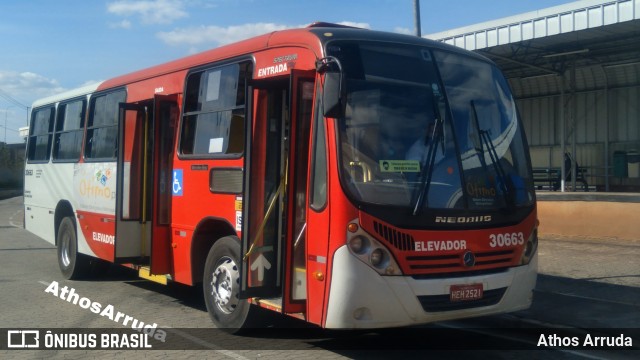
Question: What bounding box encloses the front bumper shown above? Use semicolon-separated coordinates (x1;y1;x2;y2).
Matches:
325;245;537;329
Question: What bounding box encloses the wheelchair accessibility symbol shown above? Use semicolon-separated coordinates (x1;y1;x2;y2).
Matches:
172;169;183;196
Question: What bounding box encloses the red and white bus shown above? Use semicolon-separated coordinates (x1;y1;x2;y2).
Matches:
24;23;538;330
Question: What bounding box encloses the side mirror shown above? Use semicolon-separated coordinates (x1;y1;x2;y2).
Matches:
323;72;346;118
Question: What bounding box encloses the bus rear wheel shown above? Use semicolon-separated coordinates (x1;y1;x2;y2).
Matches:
57;217;90;280
203;236;258;332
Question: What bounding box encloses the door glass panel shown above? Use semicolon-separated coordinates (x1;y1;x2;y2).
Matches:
242;84;288;297
157;101;177;225
120;108;145;220
291;80;314;300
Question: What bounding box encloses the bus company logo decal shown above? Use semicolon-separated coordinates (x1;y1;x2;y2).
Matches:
95;169;112;186
74;164;117;213
435;215;492;224
77;168;116;200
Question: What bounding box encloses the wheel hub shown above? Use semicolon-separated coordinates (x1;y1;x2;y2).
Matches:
60;233;71;267
210;256;240;315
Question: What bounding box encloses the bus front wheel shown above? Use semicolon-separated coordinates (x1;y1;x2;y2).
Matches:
203;236;257;332
57;217;89;280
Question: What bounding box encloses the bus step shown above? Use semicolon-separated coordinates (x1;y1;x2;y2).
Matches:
138;267;168;285
255;297;283;313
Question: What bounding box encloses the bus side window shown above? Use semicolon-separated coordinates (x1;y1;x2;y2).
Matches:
85;90;126;161
27;106;55;162
53;99;85;162
180;62;251;157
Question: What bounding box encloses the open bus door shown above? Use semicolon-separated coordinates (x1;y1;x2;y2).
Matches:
115;95;178;274
240;70;316;316
149;95;179;274
115;103;151;264
283;70;316;314
240;79;288;299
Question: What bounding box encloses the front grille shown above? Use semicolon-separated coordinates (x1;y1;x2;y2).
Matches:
417;287;507;312
364;219;518;275
407;249;514;271
373;220;414;251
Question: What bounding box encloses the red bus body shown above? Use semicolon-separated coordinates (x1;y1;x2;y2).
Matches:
25;24;538;330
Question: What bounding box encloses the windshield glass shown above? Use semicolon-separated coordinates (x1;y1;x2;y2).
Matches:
331;41;534;211
434;51;534;209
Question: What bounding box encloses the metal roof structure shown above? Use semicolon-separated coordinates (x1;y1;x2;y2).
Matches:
428;0;640;192
428;0;640;97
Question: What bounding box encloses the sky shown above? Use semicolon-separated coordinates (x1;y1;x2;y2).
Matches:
0;0;576;144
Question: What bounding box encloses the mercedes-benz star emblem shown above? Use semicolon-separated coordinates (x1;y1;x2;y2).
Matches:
463;251;476;267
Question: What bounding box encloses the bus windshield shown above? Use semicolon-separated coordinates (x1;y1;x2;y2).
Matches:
332;42;534;211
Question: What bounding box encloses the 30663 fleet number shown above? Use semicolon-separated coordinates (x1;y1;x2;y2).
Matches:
489;232;524;247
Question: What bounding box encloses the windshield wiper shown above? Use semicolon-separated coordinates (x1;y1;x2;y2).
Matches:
470;100;514;208
411;97;444;216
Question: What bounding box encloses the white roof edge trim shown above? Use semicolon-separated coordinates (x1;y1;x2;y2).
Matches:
31;81;104;108
425;0;630;41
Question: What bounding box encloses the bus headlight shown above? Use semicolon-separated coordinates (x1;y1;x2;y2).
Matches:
346;220;402;275
520;228;538;265
370;248;383;266
349;236;369;254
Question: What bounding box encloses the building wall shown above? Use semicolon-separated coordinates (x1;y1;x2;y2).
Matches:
516;80;640;189
0;143;25;189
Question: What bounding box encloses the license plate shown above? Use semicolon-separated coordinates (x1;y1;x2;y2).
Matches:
450;284;483;302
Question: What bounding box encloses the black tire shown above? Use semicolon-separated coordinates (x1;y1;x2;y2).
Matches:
57;217;90;280
203;236;259;332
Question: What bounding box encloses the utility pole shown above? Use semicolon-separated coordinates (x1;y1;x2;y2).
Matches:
414;0;422;37
3;105;15;145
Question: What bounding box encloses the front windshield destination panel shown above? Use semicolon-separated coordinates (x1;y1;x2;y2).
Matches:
329;41;534;227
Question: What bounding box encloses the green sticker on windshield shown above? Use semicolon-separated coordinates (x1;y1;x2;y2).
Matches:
379;160;420;172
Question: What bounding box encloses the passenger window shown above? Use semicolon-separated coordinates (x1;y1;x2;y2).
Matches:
85;90;126;160
27;106;55;162
180;62;251;156
53;99;86;161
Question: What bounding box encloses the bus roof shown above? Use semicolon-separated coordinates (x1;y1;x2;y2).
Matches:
32;81;103;109
32;23;488;108
99;24;486;90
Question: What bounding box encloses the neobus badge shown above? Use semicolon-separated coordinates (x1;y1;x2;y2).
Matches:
435;215;492;224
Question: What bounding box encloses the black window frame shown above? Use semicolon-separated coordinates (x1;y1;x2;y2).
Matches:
310;84;328;212
27;105;55;163
178;59;252;160
84;89;127;162
52;97;87;163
